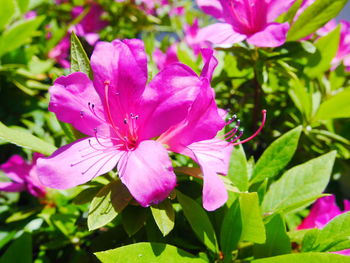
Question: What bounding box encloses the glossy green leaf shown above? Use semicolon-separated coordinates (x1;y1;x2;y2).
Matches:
94;242;206;263
88;180;132;231
228;145;249;191
0;121;56;155
151;200;175;236
315;88;350;120
15;0;30;13
239;193;266;244
0;0;16;30
220;199;242;261
311;211;350;252
0;16;44;57
305;26;341;78
121;206;148;237
301;228;320;252
262;151;336;214
0;232;32;263
251;126;302;184
253;252;350;263
287;0;347;41
176;190;218;253
70;31;93;79
254;214;291;258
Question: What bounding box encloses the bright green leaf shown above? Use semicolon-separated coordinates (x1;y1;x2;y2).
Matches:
121;206;148;237
315;88;350;120
254;214;291;258
251;126;302;184
176;190;218;253
228;145;249;191
94;242;206;263
0;233;32;263
70;31;93;79
305;26;341;78
151;200;175;237
88;180;132;231
0;121;56;155
0;0;16;30
0;16;44;57
15;0;30;13
240;192;266;244
301;228;320;252
262;151;336;215
287;0;347;41
253;252;350;263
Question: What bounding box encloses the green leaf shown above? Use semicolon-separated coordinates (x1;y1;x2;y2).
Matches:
70;31;93;79
252;252;350;263
73;186;101;205
311;211;350;252
15;0;30;14
228;145;249;191
176;190;218;253
251;126;302;184
121;206;148;237
254;214;291;258
0;16;44;57
94;242;206;263
0;233;32;263
0;121;56;155
315;88;350;120
150;200;175;237
262;151;336;215
220;199;242;261
239;193;266;244
287;0;347;41
0;0;16;30
88;180;132;231
305;26;341;78
278;0;303;23
301;228;320;252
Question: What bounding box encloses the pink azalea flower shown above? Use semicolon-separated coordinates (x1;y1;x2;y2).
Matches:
0;154;46;198
298;195;350;255
71;4;108;46
185;19;211;55
196;0;296;48
38;39;213;207
153;44;179;70
24;10;37;20
48;35;71;69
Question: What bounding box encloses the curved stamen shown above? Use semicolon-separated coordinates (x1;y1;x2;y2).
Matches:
88;102;107;122
232;110;266;146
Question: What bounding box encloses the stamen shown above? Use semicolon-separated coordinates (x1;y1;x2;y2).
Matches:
88;102;107;122
232;110;266;146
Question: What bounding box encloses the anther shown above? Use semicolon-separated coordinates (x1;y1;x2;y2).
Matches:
123;119;127;124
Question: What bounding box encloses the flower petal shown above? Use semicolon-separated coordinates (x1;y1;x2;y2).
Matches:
37;138;120;189
197;23;246;48
200;48;218;81
267;0;297;21
0;155;31;183
138;63;201;140
49;72;108;137
0;182;26;192
119;140;176;207
196;0;223;19
247;22;289;47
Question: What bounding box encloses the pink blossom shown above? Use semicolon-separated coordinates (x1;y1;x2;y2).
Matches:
298;195;350;255
159;49;267;210
153;44;179;70
24;11;37;20
0;154;46;198
185;19;211;55
48;35;71;69
196;0;296;48
37;39;217;207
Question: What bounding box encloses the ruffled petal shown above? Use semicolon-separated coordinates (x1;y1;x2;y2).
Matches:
197;23;247;48
267;0;297;21
138;63;201;140
37;138;121;189
196;0;223;19
0;155;31;183
91;40;148;124
49;72;108;137
119;140;176;207
175;139;232;211
200;48;218;81
0;182;26;192
247;22;289;47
